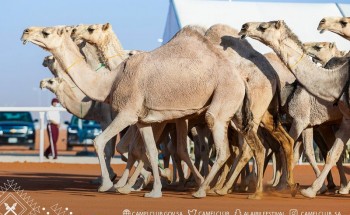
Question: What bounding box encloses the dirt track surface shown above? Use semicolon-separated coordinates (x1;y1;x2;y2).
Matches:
0;163;349;215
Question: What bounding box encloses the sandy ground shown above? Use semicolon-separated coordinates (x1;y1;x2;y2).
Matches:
0;163;349;215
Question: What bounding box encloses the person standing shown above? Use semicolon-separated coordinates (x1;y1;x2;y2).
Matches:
44;98;61;159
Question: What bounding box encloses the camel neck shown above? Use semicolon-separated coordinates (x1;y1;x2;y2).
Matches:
58;81;96;119
48;63;98;119
51;35;117;102
97;32;126;70
274;37;349;102
78;42;101;70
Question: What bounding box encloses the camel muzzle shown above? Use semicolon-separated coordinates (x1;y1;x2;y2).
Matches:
239;24;249;39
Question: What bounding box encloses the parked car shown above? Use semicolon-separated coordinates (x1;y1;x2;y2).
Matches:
65;116;102;151
0;112;37;150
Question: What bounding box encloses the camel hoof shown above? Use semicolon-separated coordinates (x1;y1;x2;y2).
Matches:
215;188;228;196
317;184;327;195
117;186;132;194
291;183;299;197
144;190;162;198
300;188;316;198
247;193;262;200
192;189;206;198
336;187;349;195
98;182;114;192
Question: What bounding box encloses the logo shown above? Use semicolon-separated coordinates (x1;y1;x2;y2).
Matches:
0;180;73;215
188;209;197;215
123;209;131;215
289;209;298;215
0;193;27;215
234;209;242;215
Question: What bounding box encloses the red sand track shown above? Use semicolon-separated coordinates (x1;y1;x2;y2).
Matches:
0;163;349;215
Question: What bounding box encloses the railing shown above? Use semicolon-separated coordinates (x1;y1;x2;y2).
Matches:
0;107;67;162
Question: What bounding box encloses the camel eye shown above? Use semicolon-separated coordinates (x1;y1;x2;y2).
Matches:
87;28;95;33
340;20;347;27
313;46;322;51
43;31;50;38
258;26;267;32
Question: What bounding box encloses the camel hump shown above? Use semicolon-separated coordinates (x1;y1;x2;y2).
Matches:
206;24;239;37
172;25;207;40
205;24;254;51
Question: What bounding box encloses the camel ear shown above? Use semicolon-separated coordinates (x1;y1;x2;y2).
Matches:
102;23;110;31
57;28;64;36
329;42;335;49
275;20;283;29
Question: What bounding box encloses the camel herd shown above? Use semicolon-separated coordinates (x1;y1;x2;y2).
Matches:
20;16;350;199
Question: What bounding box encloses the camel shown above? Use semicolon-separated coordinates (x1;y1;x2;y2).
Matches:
73;23;208;190
40;25;194;193
40;55;117;183
239;20;350;198
318;17;350;41
40;42;170;192
22;25;253;198
72;23;128;71
202;24;298;199
304;42;348;66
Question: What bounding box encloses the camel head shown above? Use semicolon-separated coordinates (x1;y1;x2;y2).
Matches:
75;23;113;45
239;20;288;48
42;55;63;78
303;42;340;65
318;17;350;40
70;24;91;43
40;77;62;92
21;26;69;51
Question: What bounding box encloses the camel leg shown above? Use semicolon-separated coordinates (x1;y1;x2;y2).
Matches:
94;114;137;192
91;125;117;185
167;136;178;184
116;126;137;161
195;125;211;177
118;160;145;194
314;129;336;189
292;140;303;169
261;112;297;196
114;146;137;189
272;151;283;187
274;149;289;190
301;118;350;198
336;151;349;194
191;127;203;176
302;128;328;194
215;138;253;195
137;123;162;198
176;120;204;186
209;152;234;193
267;153;276;185
192;112;231;198
317;125;348;192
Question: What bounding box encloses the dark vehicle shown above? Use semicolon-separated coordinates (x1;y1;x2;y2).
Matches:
0;112;37;150
65;116;102;151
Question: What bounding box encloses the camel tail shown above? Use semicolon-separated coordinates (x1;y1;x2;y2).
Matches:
242;81;254;134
